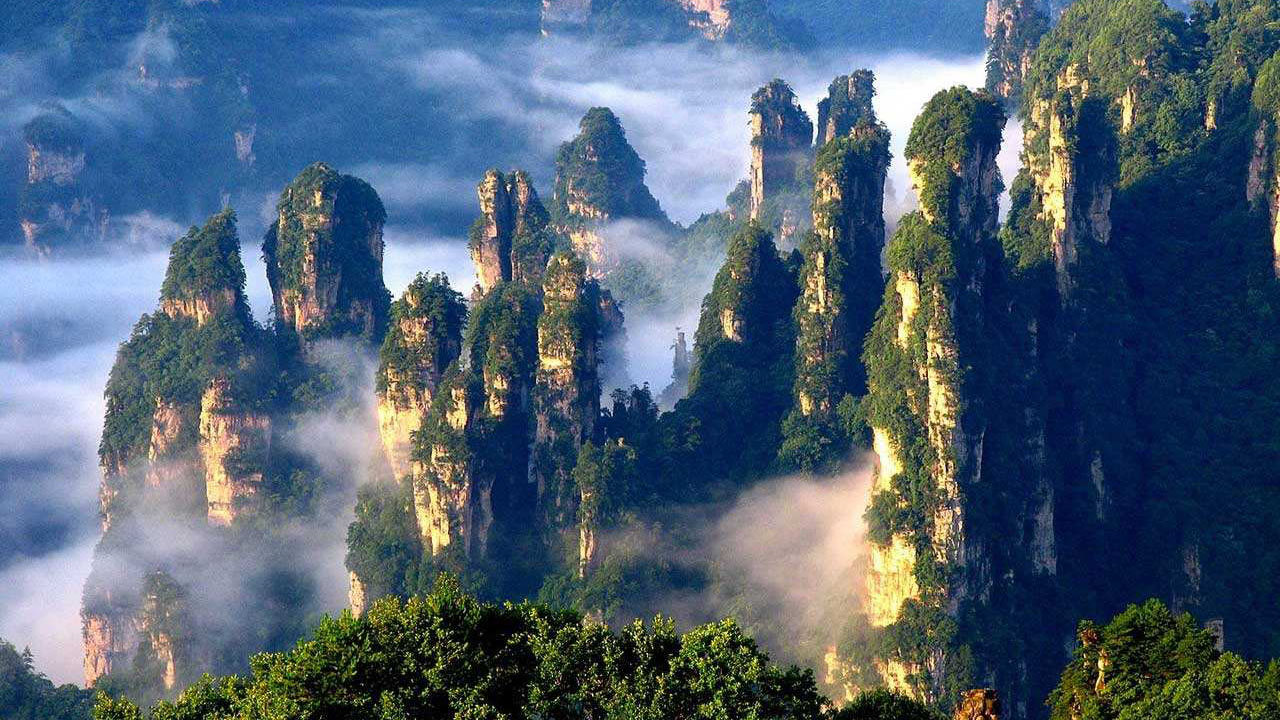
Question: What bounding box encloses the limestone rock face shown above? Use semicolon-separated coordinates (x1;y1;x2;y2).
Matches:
749;80;813;222
984;0;1048;105
263;162;390;344
863;88;1007;695
816;71;876;147
955;689;1001;720
88;210;270;686
138;572;189;691
471;170;555;294
678;0;730;39
552;107;670;277
348;571;367;616
531;254;602;529
1247;116;1280;279
82;604;137;687
159;209;249;327
1025;92;1114;297
201;377;271;526
19;111;106;254
796;94;890;416
413;376;490;558
376;274;466;480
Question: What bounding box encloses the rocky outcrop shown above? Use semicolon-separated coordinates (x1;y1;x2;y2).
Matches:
82;602;137;687
794;83;890;419
984;0;1048;105
552;108;670;277
159;209;249;327
749;80;813;222
862;87;1006;697
531;254;602;531
816;71;876;147
263;162;390;344
201;377;270;526
413;373;488;558
348;571;367;616
658;328;691;407
955;689;1001;720
470;170;556;294
678;0;730;39
19;110;106;254
1025;91;1114;297
138;572;188;691
376;274;466;480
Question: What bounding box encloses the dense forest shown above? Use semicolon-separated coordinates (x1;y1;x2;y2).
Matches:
4;1;1280;719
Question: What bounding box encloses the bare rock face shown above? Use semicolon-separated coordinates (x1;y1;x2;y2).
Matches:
749;80;813;222
984;0;1048;105
348;571;367;616
470;170;556;294
82;602;137;687
376;274;466;480
159;209;249;327
863;88;1007;695
531;254;602;529
413;375;490;557
201;377;271;526
19;111;107;254
1024;89;1114;298
796;82;890;417
678;0;731;38
955;689;1001;720
263;162;390;344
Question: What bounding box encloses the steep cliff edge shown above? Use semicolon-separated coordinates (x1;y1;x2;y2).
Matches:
470;170;559;294
263;162;391;345
531;253;603;545
86;210;271;687
551;107;671;278
984;0;1048;106
376;274;466;481
749;80;813;247
859;87;1006;701
782;72;891;470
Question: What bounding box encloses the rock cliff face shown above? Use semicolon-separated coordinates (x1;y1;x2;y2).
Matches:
376;274;466;481
413;373;485;557
678;0;731;39
861;87;1006;698
531;254;602;532
816;71;877;147
1249;103;1280;279
87;210;271;686
749;80;814;223
82;600;137;688
201;377;271;526
1024;90;1114;297
19;111;106;254
552;107;670;276
471;170;557;294
955;689;1002;720
794;78;890;419
984;0;1048;105
263;162;390;344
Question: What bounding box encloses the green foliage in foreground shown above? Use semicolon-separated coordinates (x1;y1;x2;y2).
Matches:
0;640;93;720
1049;600;1280;720
91;577;940;720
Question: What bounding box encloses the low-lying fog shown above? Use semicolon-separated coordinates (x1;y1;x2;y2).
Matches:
0;23;1023;683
